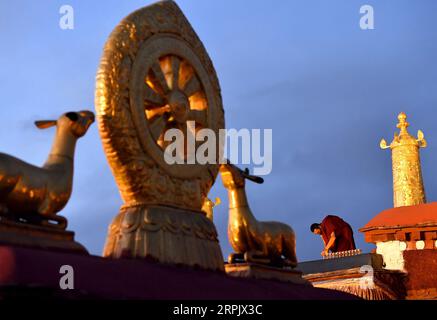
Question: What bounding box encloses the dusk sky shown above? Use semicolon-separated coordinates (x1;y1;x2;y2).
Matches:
0;0;436;262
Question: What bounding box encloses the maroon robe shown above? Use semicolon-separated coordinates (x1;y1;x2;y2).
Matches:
320;215;356;252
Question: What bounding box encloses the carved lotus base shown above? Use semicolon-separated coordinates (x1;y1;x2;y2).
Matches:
225;262;311;285
0;218;88;255
103;205;224;271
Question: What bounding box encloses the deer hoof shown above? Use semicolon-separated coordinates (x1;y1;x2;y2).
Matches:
244;251;270;265
228;253;245;264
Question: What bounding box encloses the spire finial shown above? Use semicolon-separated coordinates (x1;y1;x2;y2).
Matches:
396;112;409;133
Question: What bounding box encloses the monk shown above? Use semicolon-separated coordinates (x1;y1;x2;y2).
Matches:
311;215;356;257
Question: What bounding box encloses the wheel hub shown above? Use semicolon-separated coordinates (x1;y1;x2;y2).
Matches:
168;90;189;124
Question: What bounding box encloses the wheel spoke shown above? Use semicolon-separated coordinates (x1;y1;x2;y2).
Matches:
149;114;168;141
151;61;170;94
171;56;180;90
144;85;166;107
183;75;201;97
187;110;207;127
146;105;170;117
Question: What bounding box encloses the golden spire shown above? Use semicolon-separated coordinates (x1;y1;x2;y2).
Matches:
380;112;427;207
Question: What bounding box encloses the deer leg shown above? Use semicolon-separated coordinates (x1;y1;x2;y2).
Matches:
244;250;270;265
282;236;298;268
41;215;67;230
228;253;244;264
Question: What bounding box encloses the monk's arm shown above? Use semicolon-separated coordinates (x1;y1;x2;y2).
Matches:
324;232;336;252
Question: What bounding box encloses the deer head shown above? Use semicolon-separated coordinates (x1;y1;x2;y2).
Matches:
35;110;95;138
220;160;264;190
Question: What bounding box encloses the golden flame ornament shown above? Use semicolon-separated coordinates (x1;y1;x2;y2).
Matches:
380;112;427;207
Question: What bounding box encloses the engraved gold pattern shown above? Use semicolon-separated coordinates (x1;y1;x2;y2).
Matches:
95;1;225;270
380;112;427;207
95;1;224;211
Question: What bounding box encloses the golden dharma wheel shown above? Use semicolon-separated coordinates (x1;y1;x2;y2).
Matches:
95;1;225;211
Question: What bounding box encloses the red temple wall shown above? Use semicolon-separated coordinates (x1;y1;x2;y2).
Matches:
403;250;437;299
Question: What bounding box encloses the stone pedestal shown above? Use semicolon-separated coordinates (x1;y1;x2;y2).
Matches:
103;205;224;271
225;262;311;285
0;218;87;255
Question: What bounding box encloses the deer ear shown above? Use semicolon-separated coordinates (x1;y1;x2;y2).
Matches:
35;120;57;129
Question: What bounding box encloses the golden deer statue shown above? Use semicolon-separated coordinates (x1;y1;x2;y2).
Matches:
0;110;95;228
220;162;297;267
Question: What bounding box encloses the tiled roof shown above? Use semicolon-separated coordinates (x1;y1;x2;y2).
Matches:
361;202;437;231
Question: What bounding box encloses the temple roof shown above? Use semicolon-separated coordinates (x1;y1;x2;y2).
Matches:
361;202;437;232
